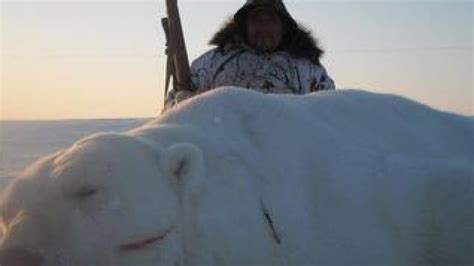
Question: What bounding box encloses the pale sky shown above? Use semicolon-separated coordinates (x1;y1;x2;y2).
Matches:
1;0;472;120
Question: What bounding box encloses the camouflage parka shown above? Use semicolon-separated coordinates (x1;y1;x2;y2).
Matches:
165;0;335;109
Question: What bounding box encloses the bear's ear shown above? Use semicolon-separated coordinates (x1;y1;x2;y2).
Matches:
164;143;205;194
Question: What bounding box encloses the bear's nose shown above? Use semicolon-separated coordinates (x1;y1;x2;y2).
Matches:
0;246;43;266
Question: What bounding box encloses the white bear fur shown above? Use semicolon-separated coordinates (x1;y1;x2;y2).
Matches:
0;87;472;266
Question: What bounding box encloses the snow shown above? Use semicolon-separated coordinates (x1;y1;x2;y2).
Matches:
0;87;472;265
0;119;147;183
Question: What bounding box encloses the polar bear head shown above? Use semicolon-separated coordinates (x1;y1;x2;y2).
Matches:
0;133;205;266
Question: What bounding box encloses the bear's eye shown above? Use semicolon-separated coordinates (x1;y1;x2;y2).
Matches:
74;186;98;199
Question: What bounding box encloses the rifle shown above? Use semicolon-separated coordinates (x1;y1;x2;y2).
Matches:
162;0;193;104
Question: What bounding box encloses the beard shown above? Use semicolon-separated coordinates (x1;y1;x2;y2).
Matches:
249;34;281;52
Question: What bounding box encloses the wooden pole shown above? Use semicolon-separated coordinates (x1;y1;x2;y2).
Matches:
164;0;193;92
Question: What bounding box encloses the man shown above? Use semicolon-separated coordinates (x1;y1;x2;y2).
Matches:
165;0;335;109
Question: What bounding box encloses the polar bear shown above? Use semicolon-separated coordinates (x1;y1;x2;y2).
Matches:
0;87;472;266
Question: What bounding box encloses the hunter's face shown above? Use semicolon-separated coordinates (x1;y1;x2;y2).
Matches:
245;7;284;52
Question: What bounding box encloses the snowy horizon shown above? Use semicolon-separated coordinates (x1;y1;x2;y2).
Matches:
2;1;472;120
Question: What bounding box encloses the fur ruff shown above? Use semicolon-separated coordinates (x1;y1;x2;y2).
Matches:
209;19;324;65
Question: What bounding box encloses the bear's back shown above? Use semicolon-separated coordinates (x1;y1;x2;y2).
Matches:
157;87;473;160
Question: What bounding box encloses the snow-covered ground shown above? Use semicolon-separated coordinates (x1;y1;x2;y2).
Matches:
0;119;148;187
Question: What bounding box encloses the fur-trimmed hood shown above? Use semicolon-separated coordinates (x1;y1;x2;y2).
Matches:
209;18;324;65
